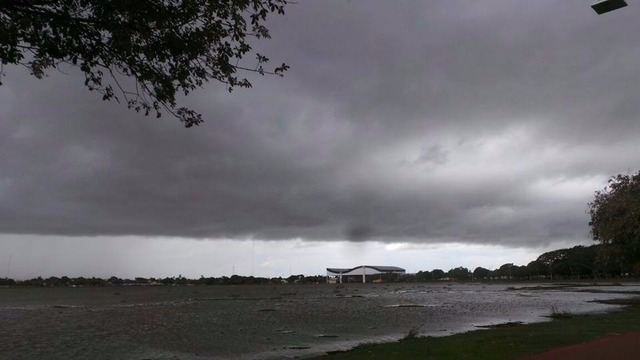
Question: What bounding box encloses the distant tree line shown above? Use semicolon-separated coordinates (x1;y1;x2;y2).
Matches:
406;244;629;283
2;244;637;287
0;273;326;287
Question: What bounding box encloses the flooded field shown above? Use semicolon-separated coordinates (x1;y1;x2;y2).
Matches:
1;283;639;359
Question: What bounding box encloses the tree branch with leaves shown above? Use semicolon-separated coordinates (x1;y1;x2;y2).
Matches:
0;0;289;127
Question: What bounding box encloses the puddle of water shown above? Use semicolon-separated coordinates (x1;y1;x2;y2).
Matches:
1;283;637;359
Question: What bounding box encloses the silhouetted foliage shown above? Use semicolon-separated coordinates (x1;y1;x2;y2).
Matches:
493;263;515;279
414;270;432;282
525;260;547;279
472;267;491;280
430;269;445;280
0;0;289;126
448;266;471;281
0;277;16;286
589;171;640;275
534;245;602;280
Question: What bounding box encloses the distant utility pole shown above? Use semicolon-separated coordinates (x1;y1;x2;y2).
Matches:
592;0;628;14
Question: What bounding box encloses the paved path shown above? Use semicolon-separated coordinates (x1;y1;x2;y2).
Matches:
523;332;640;360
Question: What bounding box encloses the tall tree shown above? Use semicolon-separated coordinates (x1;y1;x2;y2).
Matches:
589;171;640;274
0;0;289;127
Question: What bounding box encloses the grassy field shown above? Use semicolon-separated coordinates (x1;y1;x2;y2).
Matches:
319;298;640;360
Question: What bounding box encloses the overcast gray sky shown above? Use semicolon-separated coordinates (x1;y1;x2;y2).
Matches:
1;0;639;278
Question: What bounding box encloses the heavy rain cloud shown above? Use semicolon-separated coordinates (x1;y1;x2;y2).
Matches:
2;0;640;257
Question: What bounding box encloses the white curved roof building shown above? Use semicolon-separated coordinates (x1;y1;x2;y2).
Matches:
326;265;405;283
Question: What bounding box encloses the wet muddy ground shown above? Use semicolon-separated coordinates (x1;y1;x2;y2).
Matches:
1;283;638;359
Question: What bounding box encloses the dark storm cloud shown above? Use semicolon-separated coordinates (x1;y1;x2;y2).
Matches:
267;0;640;143
1;0;640;247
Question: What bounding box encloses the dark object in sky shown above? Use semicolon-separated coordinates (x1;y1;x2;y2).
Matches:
591;0;628;14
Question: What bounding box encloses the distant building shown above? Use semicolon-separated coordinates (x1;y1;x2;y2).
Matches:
326;265;406;283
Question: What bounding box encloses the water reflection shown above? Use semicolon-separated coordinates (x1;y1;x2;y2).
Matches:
1;283;638;359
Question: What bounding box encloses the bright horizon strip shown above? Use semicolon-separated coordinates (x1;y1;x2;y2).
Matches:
0;235;589;280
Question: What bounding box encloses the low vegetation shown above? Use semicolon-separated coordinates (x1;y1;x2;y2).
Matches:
546;306;574;319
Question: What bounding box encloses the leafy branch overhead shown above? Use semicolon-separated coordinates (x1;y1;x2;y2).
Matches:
0;0;289;127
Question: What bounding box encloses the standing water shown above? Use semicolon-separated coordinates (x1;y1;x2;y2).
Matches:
1;283;638;359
